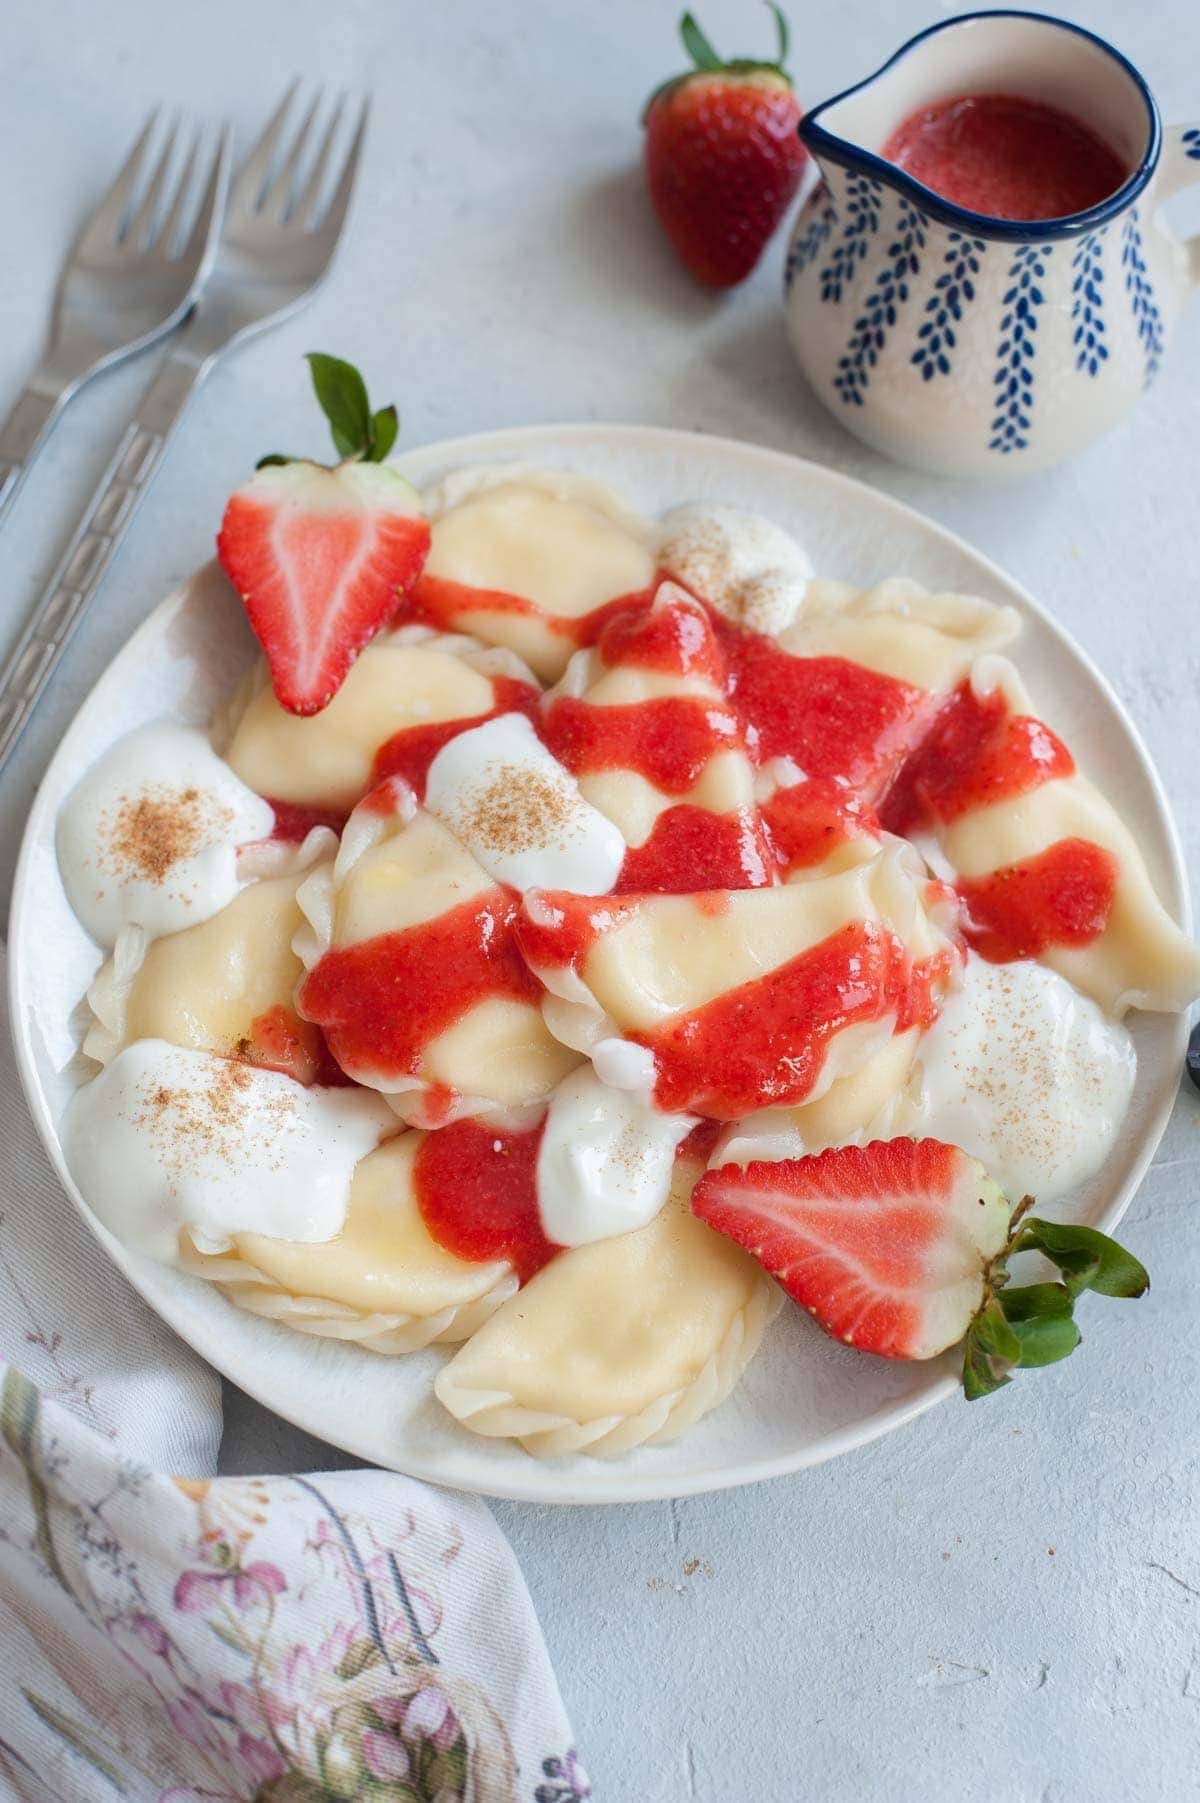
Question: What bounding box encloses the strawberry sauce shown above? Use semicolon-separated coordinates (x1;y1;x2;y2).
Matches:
881;680;1074;835
616;805;774;893
371;676;541;797
413;1115;560;1282
882;94;1127;221
544;694;741;794
958;838;1118;963
763;780;881;875
297;889;542;1085
267;799;350;842
399;574;663;650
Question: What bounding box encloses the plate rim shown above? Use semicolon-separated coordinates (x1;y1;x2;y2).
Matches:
9;421;1191;1505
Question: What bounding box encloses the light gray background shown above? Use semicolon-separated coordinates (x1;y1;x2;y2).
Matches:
2;3;1198;1799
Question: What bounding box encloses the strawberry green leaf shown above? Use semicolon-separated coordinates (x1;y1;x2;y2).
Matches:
1014;1219;1149;1300
306;352;372;460
962;1331;1010;1401
767;1;789;67
971;1296;1021;1364
255;453;294;469
1009;1313;1082;1369
998;1282;1073;1322
370;405;399;464
680;11;723;71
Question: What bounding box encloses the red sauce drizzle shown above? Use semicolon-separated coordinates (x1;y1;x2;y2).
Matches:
544;694;741;794
371;677;541;797
958;838;1117;963
616;805;774;893
414;1115;560;1282
297;889;542;1085
637;920;927;1119
881;680;1074;835
710;613;927;787
516;891;644;974
882;94;1127;223
399;573;662;648
763;779;881;875
238;1004;355;1088
268;799;349;842
595;586;726;684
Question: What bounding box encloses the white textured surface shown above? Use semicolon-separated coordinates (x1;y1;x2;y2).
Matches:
1;3;1198;1800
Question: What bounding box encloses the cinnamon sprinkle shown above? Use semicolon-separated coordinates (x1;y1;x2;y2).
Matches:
457;762;585;855
128;1058;296;1181
100;783;233;885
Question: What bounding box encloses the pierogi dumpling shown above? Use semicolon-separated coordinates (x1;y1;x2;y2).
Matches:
180;1133;516;1354
410;466;657;681
883;656;1200;1014
295;780;580;1123
434;1154;781;1456
83;867;316;1069
781;578;1020;694
224;635;535;813
519;842;957;1120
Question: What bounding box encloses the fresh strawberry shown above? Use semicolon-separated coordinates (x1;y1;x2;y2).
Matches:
217;354;430;715
643;7;806;288
693;1138;1149;1397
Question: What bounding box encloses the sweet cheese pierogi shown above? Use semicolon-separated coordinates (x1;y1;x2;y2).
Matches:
57;443;1199;1459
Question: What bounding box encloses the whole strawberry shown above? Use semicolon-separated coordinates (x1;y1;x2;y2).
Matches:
643;6;806;288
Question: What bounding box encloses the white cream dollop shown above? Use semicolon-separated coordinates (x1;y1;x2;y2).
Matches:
424;713;625;894
57;724;275;948
535;1067;695;1247
911;956;1136;1202
63;1040;395;1263
656;504;813;637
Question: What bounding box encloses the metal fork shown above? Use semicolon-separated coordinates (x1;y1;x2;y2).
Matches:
0;84;368;775
0;114;227;527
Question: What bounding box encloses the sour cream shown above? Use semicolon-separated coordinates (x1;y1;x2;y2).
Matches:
535;1066;695;1246
656;504;813;637
63;1040;394;1263
424;713;625;894
912;956;1136;1202
57;724;275;948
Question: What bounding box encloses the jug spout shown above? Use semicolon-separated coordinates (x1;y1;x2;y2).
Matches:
799;10;1159;234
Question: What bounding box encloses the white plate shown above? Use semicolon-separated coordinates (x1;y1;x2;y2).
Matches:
10;425;1190;1505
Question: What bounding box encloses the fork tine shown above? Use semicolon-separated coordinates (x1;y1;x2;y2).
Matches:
126;114;182;247
230;79;301;215
158;127;201;255
259;89;323;223
79;109;160;250
182;125;232;259
293;94;346;227
313;96;369;240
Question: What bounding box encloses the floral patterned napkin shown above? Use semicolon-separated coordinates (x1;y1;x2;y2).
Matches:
0;958;586;1803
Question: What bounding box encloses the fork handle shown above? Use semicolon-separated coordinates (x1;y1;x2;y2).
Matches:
0;374;78;529
0;349;207;774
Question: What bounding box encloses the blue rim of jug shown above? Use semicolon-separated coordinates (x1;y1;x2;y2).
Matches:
797;9;1162;241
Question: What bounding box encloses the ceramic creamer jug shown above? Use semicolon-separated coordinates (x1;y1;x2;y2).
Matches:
784;10;1200;476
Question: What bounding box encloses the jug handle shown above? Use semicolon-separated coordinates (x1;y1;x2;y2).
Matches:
1158;125;1200;291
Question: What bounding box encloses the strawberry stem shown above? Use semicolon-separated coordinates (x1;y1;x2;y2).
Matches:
963;1208;1148;1400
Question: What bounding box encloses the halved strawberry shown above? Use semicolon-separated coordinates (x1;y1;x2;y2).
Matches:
693;1137;1148;1397
217;354;431;716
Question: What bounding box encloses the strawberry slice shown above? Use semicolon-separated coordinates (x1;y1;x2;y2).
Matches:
216;354;431;716
693;1137;1149;1396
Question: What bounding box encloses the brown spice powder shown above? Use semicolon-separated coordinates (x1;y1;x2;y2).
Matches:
101;784;233;885
458;763;584;855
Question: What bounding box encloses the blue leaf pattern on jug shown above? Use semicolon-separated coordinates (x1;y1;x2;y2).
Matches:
1183;128;1200;159
817;175;883;303
1071;231;1108;376
785;187;836;292
833;202;927;406
911;232;986;382
989;243;1055;453
1121;210;1164;385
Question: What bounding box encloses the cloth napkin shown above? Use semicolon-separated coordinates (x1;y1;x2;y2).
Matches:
0;954;586;1803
